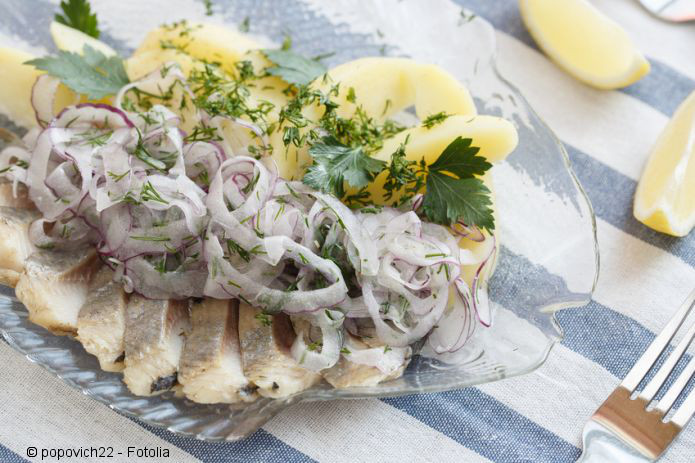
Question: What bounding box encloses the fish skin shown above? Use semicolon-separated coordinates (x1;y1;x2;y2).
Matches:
15;248;101;335
238;302;321;399
76;266;129;372
321;334;411;389
123;295;190;396
0;182;35;209
179;298;257;404
0;206;39;287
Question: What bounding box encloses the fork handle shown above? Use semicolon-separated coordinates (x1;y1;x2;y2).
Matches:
578;421;651;463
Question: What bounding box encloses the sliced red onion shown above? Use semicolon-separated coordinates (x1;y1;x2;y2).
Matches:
311;192;379;276
452;221;486;242
471;235;497;327
31;75;62;127
426;279;475;354
1;63;500;359
362;278;449;347
343;334;411;375
290;310;342;371
53;103;135;129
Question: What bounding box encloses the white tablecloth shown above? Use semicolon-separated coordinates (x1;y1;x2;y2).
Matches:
0;0;694;461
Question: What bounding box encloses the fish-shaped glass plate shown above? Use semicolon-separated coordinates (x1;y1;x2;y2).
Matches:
0;0;598;441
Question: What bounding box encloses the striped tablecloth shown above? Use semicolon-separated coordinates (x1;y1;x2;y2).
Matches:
1;0;694;461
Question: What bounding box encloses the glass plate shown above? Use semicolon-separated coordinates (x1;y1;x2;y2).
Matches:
0;0;598;441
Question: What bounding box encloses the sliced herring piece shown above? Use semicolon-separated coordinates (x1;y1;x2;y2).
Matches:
123;295;190;396
0;206;39;286
76;266;128;372
15;247;101;334
238;303;321;398
179;298;257;404
321;334;411;389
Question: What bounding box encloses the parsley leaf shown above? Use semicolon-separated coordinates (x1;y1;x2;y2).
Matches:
26;45;130;100
428;136;492;179
239;16;250;32
422;137;494;231
423;172;493;230
203;0;214;16
55;0;99;38
304;136;386;198
263;49;327;86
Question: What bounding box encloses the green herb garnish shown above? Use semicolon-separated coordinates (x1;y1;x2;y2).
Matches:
55;0;99;38
130;235;171;242
304;133;494;230
307;341;323;351
226;239;251;263
422;137;494;230
303;136;386;198
255;311;272;327
107;170;130;182
140;181;168;204
422;111;450;129
26;45;129;99
239;16;250;32
262;49;327;87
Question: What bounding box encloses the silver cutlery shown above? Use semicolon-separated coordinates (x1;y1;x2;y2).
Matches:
578;289;695;462
638;0;695;22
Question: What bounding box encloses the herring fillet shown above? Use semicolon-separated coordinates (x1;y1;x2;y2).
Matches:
15;248;101;335
123;295;190;396
0;206;38;287
76;266;128;372
179;298;257;404
321;334;411;388
238;302;321;398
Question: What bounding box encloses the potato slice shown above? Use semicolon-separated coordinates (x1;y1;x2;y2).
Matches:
324;57;477;120
270;57;481;180
361;114;518;203
133;22;260;73
125;48;200;80
0;47;73;128
50;21;116;57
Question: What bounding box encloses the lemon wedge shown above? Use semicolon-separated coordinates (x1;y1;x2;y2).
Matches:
634;91;695;237
519;0;650;90
50;21;116;57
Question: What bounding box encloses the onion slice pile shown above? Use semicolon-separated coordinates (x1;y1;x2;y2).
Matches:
0;62;496;369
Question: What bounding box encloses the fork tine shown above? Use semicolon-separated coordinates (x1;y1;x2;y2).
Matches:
639;321;695;402
671;379;695;427
621;289;695;392
656;354;695;416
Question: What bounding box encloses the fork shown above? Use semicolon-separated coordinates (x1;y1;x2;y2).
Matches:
638;0;695;22
578;289;695;462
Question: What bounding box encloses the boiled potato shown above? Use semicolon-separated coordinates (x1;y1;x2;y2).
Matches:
271;57;482;180
373;115;517;164
125;48;201;80
0;47;74;128
323;57;477;120
358;115;518;203
50;21;116;56
133;22;260;74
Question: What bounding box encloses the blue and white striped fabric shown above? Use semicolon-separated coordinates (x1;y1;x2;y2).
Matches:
0;0;694;461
